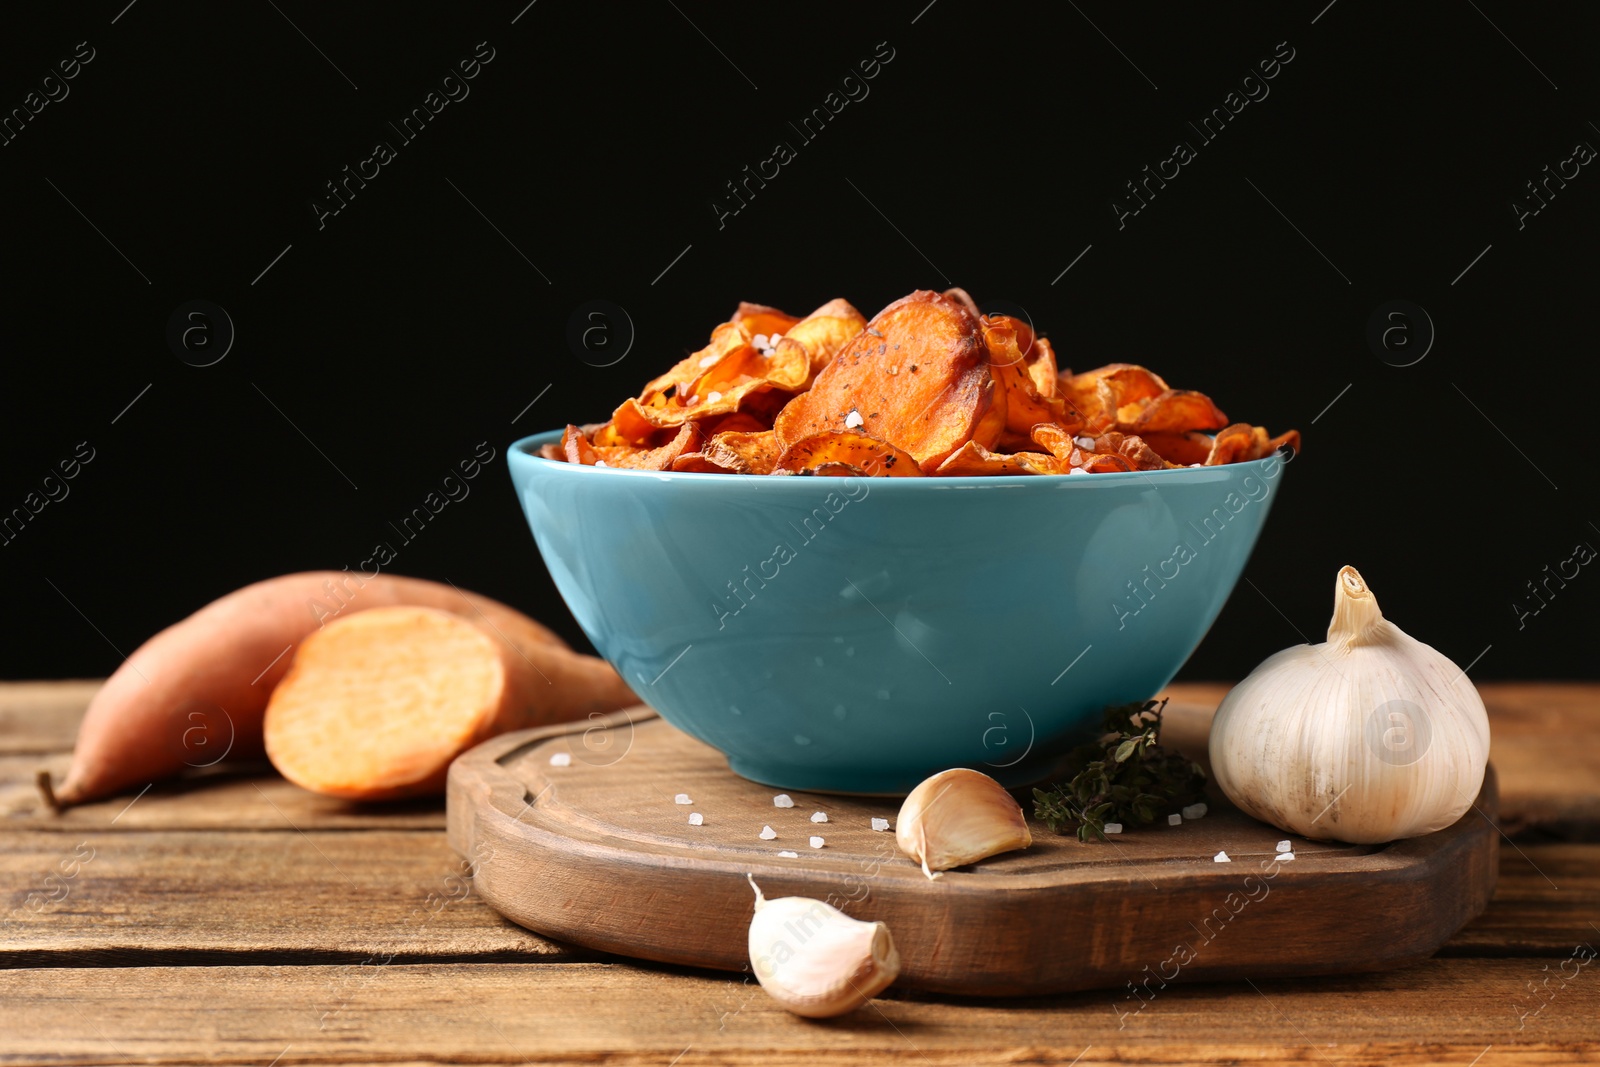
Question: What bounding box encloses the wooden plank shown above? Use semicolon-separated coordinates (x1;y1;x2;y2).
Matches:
0;680;96;753
2;681;1594;835
0;829;581;965
450;712;1499;996
1446;843;1600;956
1163;682;1600;835
1;754;445;831
0;958;1594;1065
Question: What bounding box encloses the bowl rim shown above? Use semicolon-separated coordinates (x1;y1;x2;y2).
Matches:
508;428;1293;489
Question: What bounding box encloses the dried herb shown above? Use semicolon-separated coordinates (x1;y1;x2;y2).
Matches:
1032;699;1207;842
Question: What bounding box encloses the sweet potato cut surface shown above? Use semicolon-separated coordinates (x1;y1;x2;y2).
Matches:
774;290;991;473
47;573;573;808
1126;389;1230;434
782;298;867;377
775;431;924;476
264;606;637;800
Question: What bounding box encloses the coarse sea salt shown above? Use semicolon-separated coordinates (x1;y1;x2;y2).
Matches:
1067;467;1089;476
548;752;571;767
845;408;864;429
706;391;722;404
759;826;777;840
1214;850;1231;862
871;817;890;832
809;836;825;849
810;812;828;823
1182;802;1208;821
674;794;691;805
773;794;795;808
688;813;703;826
778;850;799;858
1103;822;1124;834
1278;852;1296;861
698;354;717;368
1167;813;1182;826
1276;840;1292;852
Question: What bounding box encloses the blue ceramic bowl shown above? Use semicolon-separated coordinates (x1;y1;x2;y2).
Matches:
508;430;1290;794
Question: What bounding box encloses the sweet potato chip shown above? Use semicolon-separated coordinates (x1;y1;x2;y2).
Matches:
802;462;870;477
670;451;738;474
561;424;600;465
1205;424;1301;465
704;429;782;475
774;290;993;473
783;298;868;379
538;442;564;461
1139;431;1215;466
593;422;702;471
1125;389;1229;434
774;431;923;477
731;301;801;340
1028;337;1059;398
1028;422;1138;474
933;440;1064;476
983;317;1070;434
1090;431;1172;471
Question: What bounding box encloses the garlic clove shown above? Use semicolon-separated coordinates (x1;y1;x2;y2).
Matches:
746;874;900;1018
895;767;1032;879
1209;565;1491;845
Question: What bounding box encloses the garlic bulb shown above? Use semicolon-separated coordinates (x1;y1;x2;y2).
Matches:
1209;566;1490;844
896;767;1032;878
746;874;900;1018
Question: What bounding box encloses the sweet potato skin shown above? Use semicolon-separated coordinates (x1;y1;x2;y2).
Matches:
49;572;600;808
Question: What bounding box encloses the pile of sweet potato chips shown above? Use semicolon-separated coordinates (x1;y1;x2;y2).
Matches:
545;289;1299;477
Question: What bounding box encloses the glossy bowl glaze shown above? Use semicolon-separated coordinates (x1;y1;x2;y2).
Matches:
508;429;1290;793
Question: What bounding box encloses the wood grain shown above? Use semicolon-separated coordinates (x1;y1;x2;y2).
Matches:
1;958;1594;1065
0;829;579;966
1447;843;1600;956
0;680;96;753
2;754;446;831
448;710;1499;996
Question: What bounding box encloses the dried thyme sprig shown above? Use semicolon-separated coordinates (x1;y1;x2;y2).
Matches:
1032;699;1207;842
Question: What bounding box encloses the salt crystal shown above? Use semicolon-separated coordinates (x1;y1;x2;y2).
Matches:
1279;852;1296;861
674;794;691;805
844;408;864;429
1103;822;1123;834
809;836;825;849
759;826;777;840
871;817;890;832
706;391;723;404
1167;813;1182;826
773;794;794;808
810;812;828;823
1076;436;1096;449
548;752;571;767
778;850;799;858
889;365;899;375
698;354;717;368
770;332;783;342
683;395;698;406
688;813;703;826
1182;802;1208;821
1276;840;1292;852
1067;467;1089;476
753;334;768;349
1213;850;1231;862
593;460;608;468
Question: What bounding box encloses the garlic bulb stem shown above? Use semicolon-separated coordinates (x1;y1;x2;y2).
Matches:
1209;566;1490;845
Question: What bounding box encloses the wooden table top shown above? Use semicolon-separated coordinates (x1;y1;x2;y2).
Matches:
3;680;1597;1066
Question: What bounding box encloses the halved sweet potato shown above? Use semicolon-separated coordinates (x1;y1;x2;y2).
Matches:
775;431;923;476
773;290;992;473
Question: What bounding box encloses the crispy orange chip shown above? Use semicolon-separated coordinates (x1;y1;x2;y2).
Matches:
593;423;702;471
774;290;993;473
933;441;1064;476
775;431;923;476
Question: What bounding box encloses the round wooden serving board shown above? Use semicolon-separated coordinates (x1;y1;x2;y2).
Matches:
447;705;1498;997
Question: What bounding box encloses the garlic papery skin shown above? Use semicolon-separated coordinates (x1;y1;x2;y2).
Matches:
896;768;1033;879
1209;566;1491;845
746;875;900;1018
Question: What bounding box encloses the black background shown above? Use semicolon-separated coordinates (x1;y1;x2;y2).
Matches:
2;1;1595;682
